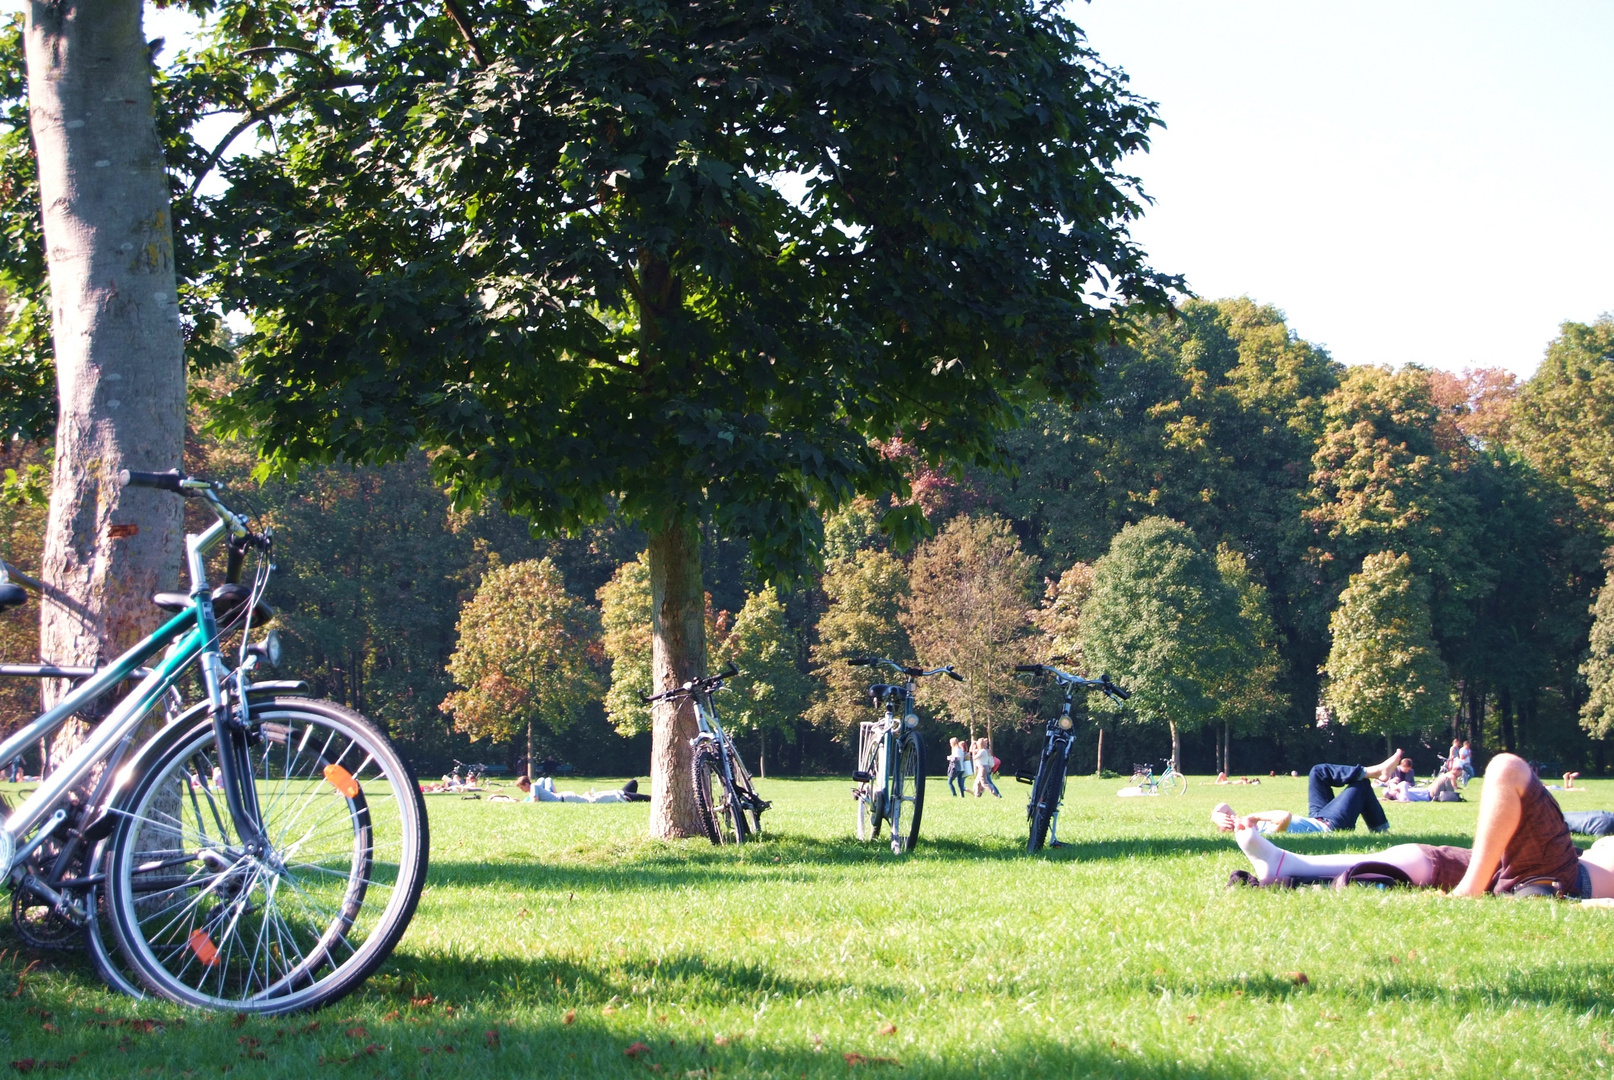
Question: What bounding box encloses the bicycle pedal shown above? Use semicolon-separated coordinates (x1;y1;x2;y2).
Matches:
1015;770;1036;784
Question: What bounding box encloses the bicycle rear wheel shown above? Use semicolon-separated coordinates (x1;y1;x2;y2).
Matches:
691;741;749;845
105;699;428;1013
889;731;925;854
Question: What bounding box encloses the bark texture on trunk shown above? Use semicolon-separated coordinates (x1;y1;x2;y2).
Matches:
1093;724;1104;777
25;0;185;733
1169;720;1180;778
647;523;704;839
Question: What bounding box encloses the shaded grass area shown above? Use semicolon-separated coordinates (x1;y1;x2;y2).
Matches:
4;773;1614;1078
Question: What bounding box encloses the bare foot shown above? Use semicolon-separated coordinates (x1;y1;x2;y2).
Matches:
1366;749;1403;782
1212;803;1238;832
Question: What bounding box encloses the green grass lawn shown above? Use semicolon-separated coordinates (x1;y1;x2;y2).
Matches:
5;772;1614;1078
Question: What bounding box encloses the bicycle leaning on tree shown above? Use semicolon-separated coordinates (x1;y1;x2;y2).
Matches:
1011;662;1130;853
642;663;770;845
846;656;962;854
0;469;429;1014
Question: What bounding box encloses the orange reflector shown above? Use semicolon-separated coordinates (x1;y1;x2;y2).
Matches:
324;764;360;799
188;929;220;967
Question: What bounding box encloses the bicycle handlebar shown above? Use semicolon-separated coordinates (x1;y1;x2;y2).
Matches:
1013;664;1131;700
639;662;739;704
848;656;964;681
119;469;269;552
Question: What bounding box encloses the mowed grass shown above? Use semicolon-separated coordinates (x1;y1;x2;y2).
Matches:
5;772;1614;1078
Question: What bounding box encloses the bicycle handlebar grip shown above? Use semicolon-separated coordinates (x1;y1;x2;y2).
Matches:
946;668;965;681
719;662;739;678
119;468;186;493
1014;664;1042;673
846;657;872;667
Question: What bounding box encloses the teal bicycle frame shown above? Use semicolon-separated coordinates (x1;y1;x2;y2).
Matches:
0;504;252;878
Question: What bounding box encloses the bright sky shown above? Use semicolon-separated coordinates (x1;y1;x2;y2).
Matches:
1073;0;1614;377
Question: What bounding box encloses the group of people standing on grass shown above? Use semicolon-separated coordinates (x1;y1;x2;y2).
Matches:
945;736;1001;798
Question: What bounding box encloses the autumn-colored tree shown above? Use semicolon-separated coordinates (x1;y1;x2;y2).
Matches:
1322;551;1450;747
807;549;912;737
598;554;655;736
443;557;601;770
1581;553;1614;740
902;515;1036;740
1030;562;1108;771
1080;518;1244;770
715;590;810;776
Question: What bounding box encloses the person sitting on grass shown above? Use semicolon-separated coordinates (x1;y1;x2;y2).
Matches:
1213;772;1261;785
1220;752;1614;899
1211;751;1404;835
1384;761;1464;802
516;775;650;803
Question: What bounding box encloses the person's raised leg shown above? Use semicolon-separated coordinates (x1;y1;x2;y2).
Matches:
1452;753;1532;897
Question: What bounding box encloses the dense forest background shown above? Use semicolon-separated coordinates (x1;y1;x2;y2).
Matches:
1;298;1610;783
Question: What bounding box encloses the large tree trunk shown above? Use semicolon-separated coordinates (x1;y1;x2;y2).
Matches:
647;523;704;838
25;0;185;754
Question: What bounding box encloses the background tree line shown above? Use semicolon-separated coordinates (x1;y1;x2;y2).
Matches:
0;300;1604;780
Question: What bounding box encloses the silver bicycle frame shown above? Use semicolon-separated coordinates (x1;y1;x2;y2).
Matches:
0;516;232;876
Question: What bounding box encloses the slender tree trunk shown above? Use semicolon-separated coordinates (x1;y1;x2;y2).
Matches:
1094;724;1104;777
757;730;765;779
1169;719;1179;774
525;717;533;782
647;522;704;839
26;0;185;755
1499;688;1516;754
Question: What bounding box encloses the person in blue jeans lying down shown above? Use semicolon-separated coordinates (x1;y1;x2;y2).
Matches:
1211;750;1405;835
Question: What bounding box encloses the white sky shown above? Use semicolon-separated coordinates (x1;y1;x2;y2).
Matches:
1073;0;1614;376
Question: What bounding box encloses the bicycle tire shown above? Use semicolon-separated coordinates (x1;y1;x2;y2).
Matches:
889;731;925;854
691;741;748;845
1027;745;1066;854
1166;769;1187;796
105;698;428;1014
727;745;765;837
854;736;882;842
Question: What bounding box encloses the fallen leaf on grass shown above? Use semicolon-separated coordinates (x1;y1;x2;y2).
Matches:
410;995;435;1008
563;1010;576;1025
1287;972;1309;986
346;1027;369;1039
877;1022;896;1036
485;1029;500;1049
624;1042;651;1059
602;1006;619;1017
713;1034;742;1046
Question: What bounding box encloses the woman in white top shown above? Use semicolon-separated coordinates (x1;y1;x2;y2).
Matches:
946;737;969;797
972;738;1001;798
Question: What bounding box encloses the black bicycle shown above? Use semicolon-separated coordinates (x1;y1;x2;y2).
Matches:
1012;663;1130;853
641;664;770;844
846;657;962;854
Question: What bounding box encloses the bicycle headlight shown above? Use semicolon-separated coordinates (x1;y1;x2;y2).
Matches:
1058;715;1073;730
904;713;919;728
263;629;282;667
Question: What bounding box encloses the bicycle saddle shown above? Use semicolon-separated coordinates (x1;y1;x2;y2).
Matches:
0;583;27;612
152;583;273;622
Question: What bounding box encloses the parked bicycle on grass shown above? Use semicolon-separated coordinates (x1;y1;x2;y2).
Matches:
0;469;429;1014
642;663;770;844
1131;758;1186;796
1011;663;1130;853
846;656;963;854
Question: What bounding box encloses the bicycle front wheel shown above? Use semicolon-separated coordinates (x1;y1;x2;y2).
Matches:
691;741;749;845
1027;746;1067;854
889;731;925;854
105;699;428;1013
1166;769;1187;796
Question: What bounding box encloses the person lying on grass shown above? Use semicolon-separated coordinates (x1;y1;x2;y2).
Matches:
1209;750;1405;835
1218;752;1614;899
516;776;651;803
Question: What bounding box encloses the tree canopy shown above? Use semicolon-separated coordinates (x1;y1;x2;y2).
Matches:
199;0;1179;578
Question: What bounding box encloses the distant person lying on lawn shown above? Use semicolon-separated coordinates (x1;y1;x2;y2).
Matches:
517;776;651;803
1384;761;1464;802
1220;752;1614;898
1210;751;1404;835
